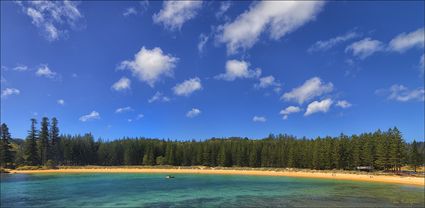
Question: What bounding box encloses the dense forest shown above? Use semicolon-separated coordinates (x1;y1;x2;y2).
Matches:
1;117;424;171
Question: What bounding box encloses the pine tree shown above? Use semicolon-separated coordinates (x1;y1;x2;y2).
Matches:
375;130;389;170
248;143;259;167
38;117;50;165
361;135;374;167
389;127;404;171
0;123;14;167
24;119;39;165
164;143;176;165
50;117;61;163
142;144;155;165
217;145;230;167
409;140;422;172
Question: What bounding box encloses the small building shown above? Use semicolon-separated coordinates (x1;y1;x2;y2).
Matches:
356;166;374;172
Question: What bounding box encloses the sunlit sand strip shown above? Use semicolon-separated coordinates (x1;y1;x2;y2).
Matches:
10;167;424;187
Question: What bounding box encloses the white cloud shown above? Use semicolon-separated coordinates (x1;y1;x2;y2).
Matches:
79;111;100;122
304;99;333;116
123;7;137;16
215;1;231;19
148;91;170;103
153;1;202;30
255;75;280;89
13;64;29;71
119;47;178;87
308;31;359;52
345;38;384;59
279;106;301;120
378;85;425;102
1;88;20;98
215;60;261;81
281;77;333;104
198;33;209;53
186;108;201;118
136;114;144;120
36;65;57;78
252;116;266;122
112;77;131;91
57;99;65;105
336;100;351;108
115;106;134;113
140;0;149;10
173;77;202;96
17;1;84;41
217;1;324;54
388;28;424;53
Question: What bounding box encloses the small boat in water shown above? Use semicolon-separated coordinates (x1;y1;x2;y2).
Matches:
165;175;175;179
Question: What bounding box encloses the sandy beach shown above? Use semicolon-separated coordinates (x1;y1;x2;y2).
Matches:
9;167;424;187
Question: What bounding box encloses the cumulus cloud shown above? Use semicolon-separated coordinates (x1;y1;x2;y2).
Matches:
13;64;29;71
388;28;424;53
148;91;170;103
17;1;84;41
279;106;301;120
173;77;202;96
304;99;333;116
198;33;209;53
153;1;202;30
186;108;201;118
136;114;144;120
345;38;384;59
216;1;231;19
119;47;178;87
57;99;65;105
215;60;261;81
252;116;266;122
281;77;333;104
308;31;359;52
123;7;137;16
254;75;280;89
115;106;134;113
217;1;324;54
377;84;424;102
79;111;100;122
336;100;351;108
1;88;20;98
112;77;131;91
36;65;57;78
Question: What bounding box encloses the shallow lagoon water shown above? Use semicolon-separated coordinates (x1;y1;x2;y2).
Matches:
1;173;424;207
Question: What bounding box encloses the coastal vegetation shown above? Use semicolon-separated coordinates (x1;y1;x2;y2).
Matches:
1;118;424;172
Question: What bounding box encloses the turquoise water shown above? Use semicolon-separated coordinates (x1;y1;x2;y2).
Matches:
1;173;424;207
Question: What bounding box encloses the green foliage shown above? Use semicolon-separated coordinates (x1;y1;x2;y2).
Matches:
45;159;57;169
3;118;424;171
38;117;50;165
409;140;423;172
24;119;40;166
0;123;14;167
156;156;165;165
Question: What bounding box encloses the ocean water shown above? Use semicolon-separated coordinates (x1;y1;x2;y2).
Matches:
1;173;424;207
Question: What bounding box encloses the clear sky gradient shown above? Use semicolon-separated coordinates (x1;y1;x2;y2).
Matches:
1;1;424;141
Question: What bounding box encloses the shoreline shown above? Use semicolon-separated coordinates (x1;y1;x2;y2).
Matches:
8;167;425;187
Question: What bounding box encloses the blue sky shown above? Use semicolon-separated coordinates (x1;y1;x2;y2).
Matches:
1;1;424;141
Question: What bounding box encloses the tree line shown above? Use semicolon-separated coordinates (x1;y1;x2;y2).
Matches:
1;118;424;171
